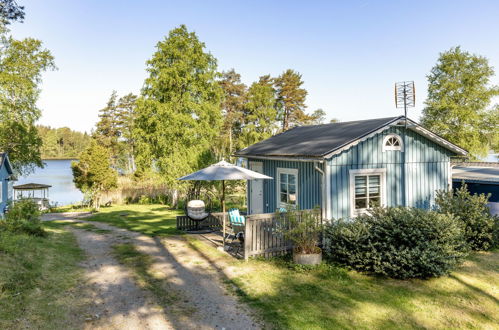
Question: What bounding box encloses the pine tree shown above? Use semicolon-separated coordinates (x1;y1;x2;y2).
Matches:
275;69;308;131
115;93;138;173
219;69;246;159
421;47;499;158
94;91;120;152
241;76;278;147
94;91;138;171
134;25;222;192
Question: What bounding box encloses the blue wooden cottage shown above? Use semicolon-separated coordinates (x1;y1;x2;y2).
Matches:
0;153;14;215
235;116;467;219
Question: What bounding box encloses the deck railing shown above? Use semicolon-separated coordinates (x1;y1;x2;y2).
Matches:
176;212;223;231
176;209;322;260
244;209;322;260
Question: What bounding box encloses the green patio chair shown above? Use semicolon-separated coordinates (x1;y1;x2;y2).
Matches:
227;208;245;241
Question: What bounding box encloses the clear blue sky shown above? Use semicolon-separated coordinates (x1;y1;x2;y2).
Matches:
10;0;499;132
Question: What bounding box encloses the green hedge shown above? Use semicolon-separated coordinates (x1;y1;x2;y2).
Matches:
0;199;46;237
435;184;496;251
325;207;467;279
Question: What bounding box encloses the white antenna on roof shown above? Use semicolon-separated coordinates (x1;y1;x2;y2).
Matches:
395;81;415;128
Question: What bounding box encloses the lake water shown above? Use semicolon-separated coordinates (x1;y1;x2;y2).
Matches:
17;159;83;206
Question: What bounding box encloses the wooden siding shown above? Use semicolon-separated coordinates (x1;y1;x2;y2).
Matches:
0;164;9;215
328;126;453;219
247;159;322;214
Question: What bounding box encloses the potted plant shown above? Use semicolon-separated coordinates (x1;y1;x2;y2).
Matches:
280;208;323;265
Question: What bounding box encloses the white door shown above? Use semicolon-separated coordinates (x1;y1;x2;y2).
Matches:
249;162;264;214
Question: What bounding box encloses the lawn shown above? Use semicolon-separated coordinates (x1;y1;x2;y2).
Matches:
86;204;182;235
228;251;499;329
0;223;85;329
83;205;499;329
71;205;499;329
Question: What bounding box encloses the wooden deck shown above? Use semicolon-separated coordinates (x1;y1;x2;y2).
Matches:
177;209;322;260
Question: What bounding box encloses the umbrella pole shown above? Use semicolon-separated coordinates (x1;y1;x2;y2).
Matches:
222;180;226;249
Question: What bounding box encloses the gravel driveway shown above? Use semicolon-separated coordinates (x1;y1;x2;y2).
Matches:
44;215;261;330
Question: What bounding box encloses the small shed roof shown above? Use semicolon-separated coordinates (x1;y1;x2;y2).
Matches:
452;166;499;184
235;116;467;159
13;183;52;190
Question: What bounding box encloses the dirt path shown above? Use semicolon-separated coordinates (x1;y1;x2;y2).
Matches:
71;228;174;330
46;215;261;330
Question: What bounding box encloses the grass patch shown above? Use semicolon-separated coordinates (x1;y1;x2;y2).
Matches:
228;251;499;329
86;204;182;236
0;224;85;328
112;243;177;308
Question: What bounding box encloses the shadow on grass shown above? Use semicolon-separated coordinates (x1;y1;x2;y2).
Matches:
85;206;183;236
449;274;499;305
182;238;499;329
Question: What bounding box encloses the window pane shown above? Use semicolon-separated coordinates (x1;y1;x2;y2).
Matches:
280;193;287;203
355;186;367;197
369;185;380;195
369;197;380;207
355;198;367;209
288;174;296;185
289;194;297;204
369;175;380;186
280;173;287;184
355;176;367;186
288;184;296;195
280;183;287;194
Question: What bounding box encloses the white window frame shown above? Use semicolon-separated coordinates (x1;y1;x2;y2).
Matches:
349;168;387;217
382;134;404;152
276;168;298;208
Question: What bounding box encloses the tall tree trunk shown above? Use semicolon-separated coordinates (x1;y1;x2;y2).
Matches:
228;129;232;161
171;189;178;208
282;109;289;131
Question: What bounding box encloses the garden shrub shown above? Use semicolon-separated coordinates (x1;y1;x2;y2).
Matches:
138;195;151;205
493;216;499;249
325;207;467;279
435;184;495;251
279;208;323;254
0;199;46;237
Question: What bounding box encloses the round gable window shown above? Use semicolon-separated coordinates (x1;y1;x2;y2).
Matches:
382;134;403;151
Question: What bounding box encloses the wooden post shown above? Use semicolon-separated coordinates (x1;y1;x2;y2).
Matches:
222;180;226;249
244;216;252;261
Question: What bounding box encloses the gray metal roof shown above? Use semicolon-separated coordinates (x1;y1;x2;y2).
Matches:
452;166;499;184
235;116;404;158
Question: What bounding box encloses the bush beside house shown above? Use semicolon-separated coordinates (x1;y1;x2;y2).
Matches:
435;184;497;251
325;185;499;279
325;207;467;279
0;199;45;237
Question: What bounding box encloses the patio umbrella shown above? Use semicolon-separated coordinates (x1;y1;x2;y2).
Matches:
178;160;273;247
